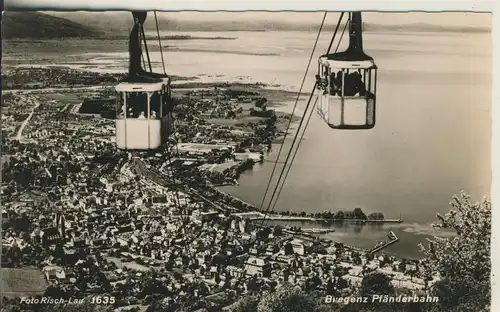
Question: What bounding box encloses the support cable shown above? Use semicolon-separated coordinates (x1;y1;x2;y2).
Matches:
269;15;350;213
154;11;167;75
257;11;328;215
259;12;346;226
149;11;183;226
140;25;153;72
139;29;147;70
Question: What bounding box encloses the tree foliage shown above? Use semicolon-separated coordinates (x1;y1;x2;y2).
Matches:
367;212;385;220
273;225;283;237
225;193;490;312
418;191;491;312
359;271;394;297
232;295;259;312
257;283;317;312
353;208;367;220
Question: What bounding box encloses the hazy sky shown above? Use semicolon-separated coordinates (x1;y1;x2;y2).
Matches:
156;12;491;27
45;11;490;28
42;11;492;28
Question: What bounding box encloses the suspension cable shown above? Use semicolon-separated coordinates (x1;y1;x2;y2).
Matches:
140;24;153;72
150;12;183;224
154;11;167;75
269;99;317;213
256;12;328;228
257;12;328;215
280;86;317;230
139;29;147;70
335;17;350;54
261;12;347;223
170;120;193;229
261;84;318;225
268;14;349;213
327;12;345;53
165;146;181;207
163;112;183;221
148;11;182;226
164;150;179;199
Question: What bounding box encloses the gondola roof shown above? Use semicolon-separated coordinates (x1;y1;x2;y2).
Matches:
115;78;170;92
318;56;377;70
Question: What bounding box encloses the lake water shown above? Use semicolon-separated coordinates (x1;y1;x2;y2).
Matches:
65;30;491;259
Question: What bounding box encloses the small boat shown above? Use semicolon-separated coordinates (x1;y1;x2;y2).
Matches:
387;230;397;241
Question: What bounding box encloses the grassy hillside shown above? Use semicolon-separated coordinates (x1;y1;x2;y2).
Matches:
44;12;195;34
2;11;104;39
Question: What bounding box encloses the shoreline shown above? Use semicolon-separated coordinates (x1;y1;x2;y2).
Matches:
0;30;484;312
250;216;404;224
2;65;395;227
205;188;396;226
2;61;423;261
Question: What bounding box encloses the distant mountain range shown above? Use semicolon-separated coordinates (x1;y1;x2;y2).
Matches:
2;11;104;39
1;11;491;39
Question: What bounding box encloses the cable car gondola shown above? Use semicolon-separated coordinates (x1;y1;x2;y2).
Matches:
316;12;377;130
115;11;174;150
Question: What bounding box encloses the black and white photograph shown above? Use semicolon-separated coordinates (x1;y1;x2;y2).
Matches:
0;2;494;312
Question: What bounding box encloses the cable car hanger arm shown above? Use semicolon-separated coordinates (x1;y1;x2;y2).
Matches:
323;12;373;62
125;11;168;83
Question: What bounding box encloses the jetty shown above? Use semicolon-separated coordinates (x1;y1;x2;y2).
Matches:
282;229;333;240
368;230;399;254
283;228;336;235
300;228;336;234
249;214;403;224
